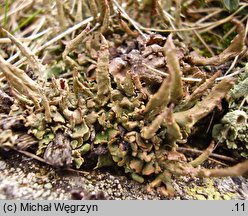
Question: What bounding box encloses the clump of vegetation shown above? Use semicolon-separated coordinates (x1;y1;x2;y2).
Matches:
0;0;247;197
213;65;248;158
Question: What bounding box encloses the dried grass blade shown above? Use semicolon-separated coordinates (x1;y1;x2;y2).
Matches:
1;27;45;77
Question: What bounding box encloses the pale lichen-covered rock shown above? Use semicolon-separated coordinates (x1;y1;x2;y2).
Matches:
213;110;248;158
213;64;248;158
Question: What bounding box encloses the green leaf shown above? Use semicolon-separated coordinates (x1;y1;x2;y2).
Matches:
13;9;43;33
223;0;240;12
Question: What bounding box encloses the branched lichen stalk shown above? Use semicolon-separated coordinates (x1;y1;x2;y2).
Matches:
197;160;248;177
141;109;168;139
99;0;110;34
188;20;245;66
62;23;90;60
0;56;41;109
177;71;220;111
163;105;182;144
55;0;68;31
189;141;215;167
174;77;236;130
164;34;183;104
143;75;171;117
96;34;112;105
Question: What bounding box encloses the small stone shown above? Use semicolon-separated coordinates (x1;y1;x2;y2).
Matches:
44;183;53;189
42;190;51;198
33;189;44;198
0;161;7;170
9;168;15;172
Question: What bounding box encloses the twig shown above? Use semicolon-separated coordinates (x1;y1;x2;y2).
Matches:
196;9;223;24
177;147;237;163
28;16;47;37
142;63;202;82
208;158;228;167
238;97;247;110
206;111;215;134
224;55;239;75
187;7;223;14
139;4;248;34
139;24;212;33
155;0;183;40
217;68;245;81
142;63;243;82
198;4;248;33
16;149;89;174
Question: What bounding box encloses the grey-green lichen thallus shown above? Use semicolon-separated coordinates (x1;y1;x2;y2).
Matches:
0;17;247;197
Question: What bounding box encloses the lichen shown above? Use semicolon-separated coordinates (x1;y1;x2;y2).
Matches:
212;65;248;159
184;178;236;200
212;104;248;158
0;6;247;198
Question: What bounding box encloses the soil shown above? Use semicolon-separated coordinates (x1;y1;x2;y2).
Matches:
1;150;247;200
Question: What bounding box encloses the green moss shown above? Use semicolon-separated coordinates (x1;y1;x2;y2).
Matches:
192;22;238;57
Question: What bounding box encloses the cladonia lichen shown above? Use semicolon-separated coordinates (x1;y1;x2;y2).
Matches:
0;2;247;197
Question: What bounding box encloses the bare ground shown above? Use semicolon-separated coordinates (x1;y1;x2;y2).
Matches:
1;151;247;200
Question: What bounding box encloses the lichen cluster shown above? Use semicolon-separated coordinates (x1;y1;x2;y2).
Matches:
213;66;248;158
0;0;248;197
